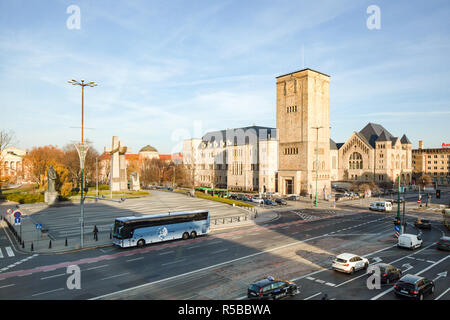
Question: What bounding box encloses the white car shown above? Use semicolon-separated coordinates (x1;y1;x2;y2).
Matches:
332;253;370;274
252;197;264;204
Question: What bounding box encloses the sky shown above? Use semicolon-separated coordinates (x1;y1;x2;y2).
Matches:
0;0;449;155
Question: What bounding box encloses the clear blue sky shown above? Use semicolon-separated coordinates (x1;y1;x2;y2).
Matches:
1;0;449;155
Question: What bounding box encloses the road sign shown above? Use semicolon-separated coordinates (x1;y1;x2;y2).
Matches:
6;208;13;215
14;217;21;225
35;224;42;230
13;211;21;219
394;225;401;232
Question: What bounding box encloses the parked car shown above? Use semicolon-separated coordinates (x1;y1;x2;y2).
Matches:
369;201;393;212
436;236;450;251
264;199;275;206
247;276;299;300
332;253;369;274
274;198;287;205
242;196;251;201
394;274;435;300
414;218;431;230
397;233;422;250
286;195;299;201
367;263;402;284
252;197;264;205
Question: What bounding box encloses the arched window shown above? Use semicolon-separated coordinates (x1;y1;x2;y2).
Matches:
349;152;363;170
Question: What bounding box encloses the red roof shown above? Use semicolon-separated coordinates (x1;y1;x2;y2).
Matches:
159;154;172;161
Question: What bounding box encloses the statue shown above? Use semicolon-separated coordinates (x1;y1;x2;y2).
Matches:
47;165;57;192
45;165;58;205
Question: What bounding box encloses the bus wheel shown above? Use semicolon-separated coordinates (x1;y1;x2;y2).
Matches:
137;239;145;247
182;232;190;240
190;231;197;239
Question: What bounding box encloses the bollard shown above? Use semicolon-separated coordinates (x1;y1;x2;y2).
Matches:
22;241;24;249
49;240;52;249
65;238;68;246
110;232;112;239
31;243;34;251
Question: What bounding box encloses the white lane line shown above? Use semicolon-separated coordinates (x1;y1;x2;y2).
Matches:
0;284;15;289
211;249;228;254
187;245;202;250
31;288;64;297
435;287;450;300
304;292;322;300
161;259;186;266
126;257;144;263
0;249;3;259
100;273;130;281
325;282;336;287
315;279;325;284
84;264;108;271
158;250;174;255
306;277;315;281
5;247;14;257
41;273;66;280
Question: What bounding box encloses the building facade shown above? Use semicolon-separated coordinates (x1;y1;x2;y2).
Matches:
0;147;30;184
335;123;413;185
182;126;278;193
276;68;331;196
412;141;450;186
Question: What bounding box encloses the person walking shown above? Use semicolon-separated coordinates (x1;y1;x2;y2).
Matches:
93;225;98;241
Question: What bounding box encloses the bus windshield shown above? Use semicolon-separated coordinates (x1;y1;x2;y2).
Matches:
113;220;125;238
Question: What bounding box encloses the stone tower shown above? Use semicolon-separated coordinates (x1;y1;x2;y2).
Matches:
276;68;331;197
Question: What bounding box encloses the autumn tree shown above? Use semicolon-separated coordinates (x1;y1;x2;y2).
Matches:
417;174;432;188
61;142;101;188
23;145;64;189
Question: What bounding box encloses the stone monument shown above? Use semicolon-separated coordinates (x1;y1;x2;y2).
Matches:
104;136;130;192
130;172;140;191
44;165;59;205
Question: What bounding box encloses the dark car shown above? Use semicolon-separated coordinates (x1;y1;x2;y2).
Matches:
247;276;299;300
274;198;287;205
414;218;432;230
264;199;275;206
367;263;402;284
394;274;435;300
436;236;450;251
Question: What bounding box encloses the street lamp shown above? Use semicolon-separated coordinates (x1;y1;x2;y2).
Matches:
68;79;98;248
311;126;323;207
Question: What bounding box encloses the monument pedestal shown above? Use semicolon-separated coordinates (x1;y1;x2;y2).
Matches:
45;191;59;205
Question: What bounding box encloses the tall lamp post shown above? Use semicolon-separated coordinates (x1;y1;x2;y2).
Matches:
68;79;98;248
312;126;323;207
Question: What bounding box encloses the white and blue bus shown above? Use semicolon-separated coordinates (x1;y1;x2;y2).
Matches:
112;210;210;248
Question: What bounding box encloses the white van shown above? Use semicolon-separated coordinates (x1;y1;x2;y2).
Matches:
369;201;393;212
397;233;423;250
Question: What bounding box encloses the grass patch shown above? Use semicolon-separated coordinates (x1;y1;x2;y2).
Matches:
195;192;253;207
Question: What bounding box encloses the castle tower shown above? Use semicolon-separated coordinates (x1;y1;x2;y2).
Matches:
276;68;331;197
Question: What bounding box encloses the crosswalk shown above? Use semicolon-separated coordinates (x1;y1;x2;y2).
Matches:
0;246;15;258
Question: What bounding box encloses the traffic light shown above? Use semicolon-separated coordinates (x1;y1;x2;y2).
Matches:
436;189;441;199
394;218;401;226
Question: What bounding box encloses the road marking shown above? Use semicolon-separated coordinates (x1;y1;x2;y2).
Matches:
315;279;325;284
435;287;450;300
325;282;336;287
0;249;3;259
5;247;14;257
161;259;186;266
41;273;66;280
31;288;64;297
100;272;130;281
187;245;202;250
306;277;315;281
211;249;228;254
158;250;174;255
126;257;144;262
0;283;15;289
84;264;109;271
304;292;322;300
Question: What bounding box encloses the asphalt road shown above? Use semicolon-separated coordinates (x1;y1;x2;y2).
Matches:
0;205;448;300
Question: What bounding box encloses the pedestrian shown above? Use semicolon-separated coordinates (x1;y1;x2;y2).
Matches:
93;225;98;241
321;293;328;300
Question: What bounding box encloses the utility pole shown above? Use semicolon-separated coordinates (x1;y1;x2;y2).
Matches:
312;126;323;207
68;79;97;248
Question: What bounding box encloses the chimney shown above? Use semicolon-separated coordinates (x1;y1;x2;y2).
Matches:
418;140;423;149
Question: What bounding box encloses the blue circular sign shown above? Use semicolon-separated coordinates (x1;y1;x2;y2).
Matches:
394;225;401;232
13;211;21;218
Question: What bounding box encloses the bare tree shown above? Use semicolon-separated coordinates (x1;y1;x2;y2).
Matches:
0;130;17;192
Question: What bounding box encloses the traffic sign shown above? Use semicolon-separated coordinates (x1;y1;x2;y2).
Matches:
13;211;21;219
35;224;42;230
14;217;21;225
394;225;401;232
6;208;13;215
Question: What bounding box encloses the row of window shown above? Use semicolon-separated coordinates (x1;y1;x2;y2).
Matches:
286;105;298;113
284;147;299;155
